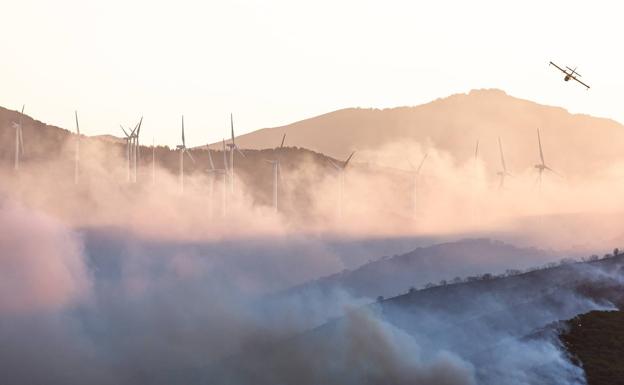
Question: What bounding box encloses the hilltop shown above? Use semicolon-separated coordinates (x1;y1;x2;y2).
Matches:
224;89;624;178
0;106;342;210
280;238;560;299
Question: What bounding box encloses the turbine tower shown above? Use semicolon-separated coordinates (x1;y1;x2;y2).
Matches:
264;159;281;212
120;125;132;182
13;105;25;171
206;146;228;217
176;115;195;193
151;137;156;185
496;137;512;189
328;151;355;220
226;113;245;194
74;111;80;185
534;128;558;189
133;117;143;183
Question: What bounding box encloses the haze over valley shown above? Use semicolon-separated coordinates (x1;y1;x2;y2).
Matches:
3;1;624;382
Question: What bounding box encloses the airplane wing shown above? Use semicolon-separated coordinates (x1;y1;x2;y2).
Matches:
549;61;567;74
571;76;590;90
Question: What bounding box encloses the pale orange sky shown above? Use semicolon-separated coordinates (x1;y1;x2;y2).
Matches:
0;0;622;148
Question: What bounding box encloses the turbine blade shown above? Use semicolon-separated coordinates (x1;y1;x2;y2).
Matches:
136;116;143;136
416;153;428;175
328;159;340;170
544;165;561;177
120;125;129;137
537;128;545;165
230;113;236;146
207;148;215;170
129;127;137;137
19;105;25;155
474;139;479;160
343;151;355;168
186;149;196;163
280;133;286;148
181;115;185;147
498;137;507;172
75;111;80;135
236;146;246;158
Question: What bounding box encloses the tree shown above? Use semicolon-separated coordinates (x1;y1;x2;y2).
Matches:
408;286;417;294
505;269;522;276
614;248;619;257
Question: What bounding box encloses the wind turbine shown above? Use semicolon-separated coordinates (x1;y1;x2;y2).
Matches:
133;117;143;183
496;137;512;189
226;114;245;194
328;151;355;220
74;111;80;185
176;115;195;193
120;124;136;182
534;128;558;189
13;105;25;171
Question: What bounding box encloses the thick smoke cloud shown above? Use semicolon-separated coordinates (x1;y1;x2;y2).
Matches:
0;200;90;314
3;132;624;251
0;131;623;384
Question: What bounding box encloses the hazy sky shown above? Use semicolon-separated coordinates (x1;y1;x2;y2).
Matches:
1;0;621;147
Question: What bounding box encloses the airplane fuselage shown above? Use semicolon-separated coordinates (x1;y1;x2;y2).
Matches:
564;75;571;81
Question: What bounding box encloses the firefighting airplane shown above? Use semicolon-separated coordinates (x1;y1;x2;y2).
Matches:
549;61;590;90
